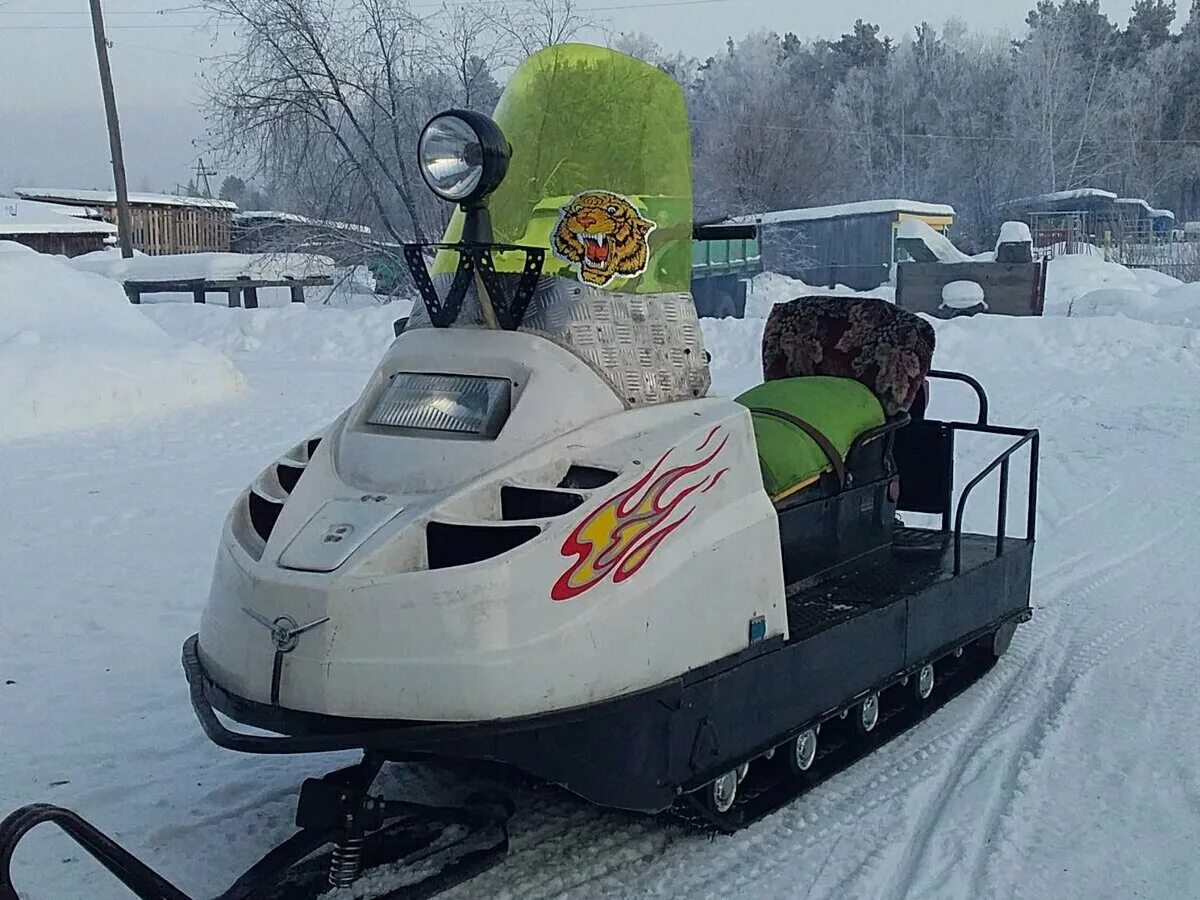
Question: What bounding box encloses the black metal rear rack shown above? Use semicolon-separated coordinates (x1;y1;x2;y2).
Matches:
896;369;1039;576
950;424;1039;574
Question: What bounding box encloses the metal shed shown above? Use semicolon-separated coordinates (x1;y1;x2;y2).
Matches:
728;199;956;291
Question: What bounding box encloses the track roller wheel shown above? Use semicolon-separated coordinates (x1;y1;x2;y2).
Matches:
735;762;750;784
707;771;739;814
786;728;819;775
992;621;1018;658
915;663;935;701
854;693;880;735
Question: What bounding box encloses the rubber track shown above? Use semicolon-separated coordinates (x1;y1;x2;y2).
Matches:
671;645;996;835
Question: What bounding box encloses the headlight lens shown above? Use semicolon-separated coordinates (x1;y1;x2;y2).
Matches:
417;110;510;205
368;372;511;439
418;115;484;202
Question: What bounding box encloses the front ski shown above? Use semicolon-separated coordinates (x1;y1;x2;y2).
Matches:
0;755;512;900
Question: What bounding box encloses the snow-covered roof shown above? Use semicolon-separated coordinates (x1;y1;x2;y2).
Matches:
233;210;372;235
1116;198;1152;213
14;188;237;211
729;199;955;226
1113;199;1176;221
1003;188;1118;209
0;197;119;235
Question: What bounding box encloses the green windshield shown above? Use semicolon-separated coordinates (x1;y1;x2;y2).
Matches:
433;44;693;294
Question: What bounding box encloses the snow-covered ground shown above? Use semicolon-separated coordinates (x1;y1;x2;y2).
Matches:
68;248;336;283
0;242;241;441
3;252;1200;899
69;248;386;309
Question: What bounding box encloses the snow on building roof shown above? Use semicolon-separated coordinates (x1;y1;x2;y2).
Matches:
1003;188;1119;208
0;197;119;235
729;199;955;226
233;210;372;234
1114;199;1176;220
14;188;237;211
1116;198;1153;213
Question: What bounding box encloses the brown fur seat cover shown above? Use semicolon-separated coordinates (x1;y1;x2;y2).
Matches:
761;296;935;416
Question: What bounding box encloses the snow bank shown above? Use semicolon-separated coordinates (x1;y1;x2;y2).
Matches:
0;242;243;441
68;249;335;283
142;298;412;362
1043;252;1197;326
1069;283;1200;327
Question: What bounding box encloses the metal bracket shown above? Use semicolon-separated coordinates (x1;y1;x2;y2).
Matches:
403;242;546;330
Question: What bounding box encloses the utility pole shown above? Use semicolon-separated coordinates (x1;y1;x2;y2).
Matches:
194;157;217;199
88;0;134;258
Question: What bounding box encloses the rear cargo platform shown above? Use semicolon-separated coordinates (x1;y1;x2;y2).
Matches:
786;527;1029;641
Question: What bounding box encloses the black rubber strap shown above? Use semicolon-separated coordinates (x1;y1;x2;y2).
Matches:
747;407;846;487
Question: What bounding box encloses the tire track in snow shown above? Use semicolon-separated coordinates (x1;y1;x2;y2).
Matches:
663;526;1172;900
469;515;1166;900
878;524;1179;900
967;519;1198;900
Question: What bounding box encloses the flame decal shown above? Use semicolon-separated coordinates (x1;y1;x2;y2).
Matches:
551;426;730;602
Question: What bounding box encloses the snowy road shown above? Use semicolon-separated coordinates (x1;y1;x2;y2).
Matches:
3;307;1199;899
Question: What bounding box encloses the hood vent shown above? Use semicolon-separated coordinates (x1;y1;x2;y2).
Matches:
247;436;322;546
557;465;617;490
427;522;541;570
501;486;584;520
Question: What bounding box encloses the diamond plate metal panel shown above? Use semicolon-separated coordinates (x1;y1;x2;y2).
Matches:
407;275;711;407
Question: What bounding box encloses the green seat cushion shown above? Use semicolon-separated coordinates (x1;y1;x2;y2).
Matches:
735;377;886;500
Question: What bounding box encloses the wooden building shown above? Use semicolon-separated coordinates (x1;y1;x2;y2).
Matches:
14;188;236;255
0;197;118;257
729;200;956;291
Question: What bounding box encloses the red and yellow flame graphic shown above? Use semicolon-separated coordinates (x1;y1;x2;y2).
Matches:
551;426;731;602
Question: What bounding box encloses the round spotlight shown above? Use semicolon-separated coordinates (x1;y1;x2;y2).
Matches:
418;110;510;205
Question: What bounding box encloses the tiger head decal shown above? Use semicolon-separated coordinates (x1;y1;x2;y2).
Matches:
552;190;657;287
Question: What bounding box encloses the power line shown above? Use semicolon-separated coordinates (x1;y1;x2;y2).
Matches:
0;7;206;14
691;118;1200;147
111;39;211;59
0;22;206;29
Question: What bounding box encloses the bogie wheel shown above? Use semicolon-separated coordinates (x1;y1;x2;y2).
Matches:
915;663;935;701
854;693;880;735
786;728;819;775
992;622;1018;659
708;770;739;814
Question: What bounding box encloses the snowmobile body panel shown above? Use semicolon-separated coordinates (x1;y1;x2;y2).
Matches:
199;327;787;723
188;527;1033;814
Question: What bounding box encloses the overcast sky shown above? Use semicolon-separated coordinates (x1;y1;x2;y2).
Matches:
0;0;1141;193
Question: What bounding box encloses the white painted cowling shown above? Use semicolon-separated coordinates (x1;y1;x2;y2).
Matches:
199;314;786;723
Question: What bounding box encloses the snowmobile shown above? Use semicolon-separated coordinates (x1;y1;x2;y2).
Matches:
0;44;1039;900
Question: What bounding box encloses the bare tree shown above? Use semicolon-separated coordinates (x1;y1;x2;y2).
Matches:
496;0;591;57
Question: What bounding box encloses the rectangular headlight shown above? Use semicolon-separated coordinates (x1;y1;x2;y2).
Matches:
367;372;511;439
